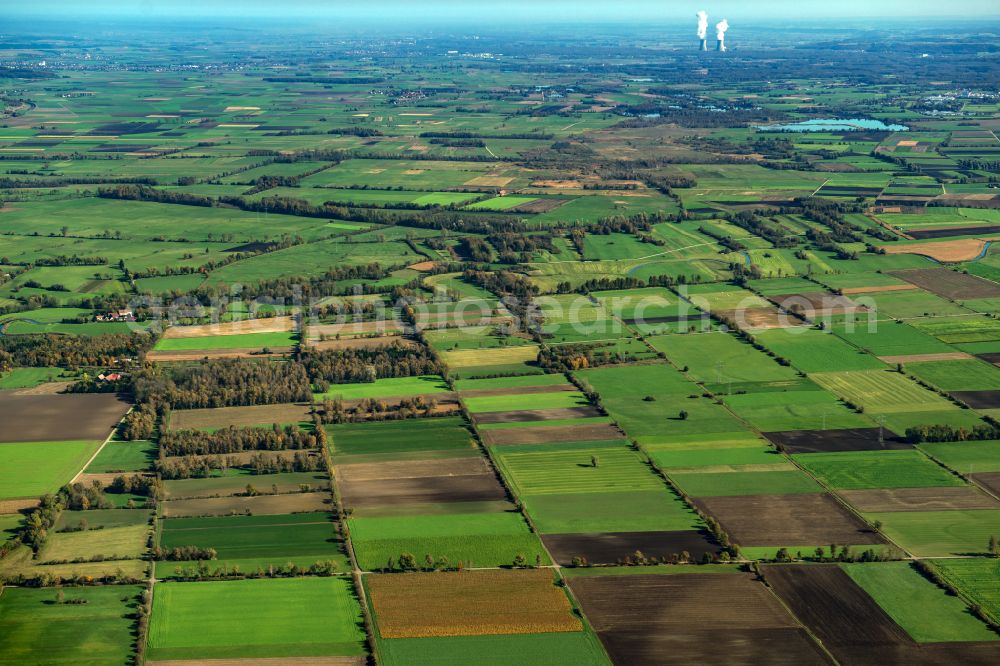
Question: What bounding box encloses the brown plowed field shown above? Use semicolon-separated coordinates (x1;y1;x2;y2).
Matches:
762;564;912;661
890;268;1000;299
459;384;576;398
763;428;911;454
367;570;581;638
541;530;718;565
971;472;1000;498
339;473;507;508
595;628;831;666
160;492;332;518
950;390;1000;409
838;486;1000;512
568;572;831;665
692;494;884;547
474;406;602;424
0;393;131;443
482;423;623;446
760;565;1000;664
169;403;311;430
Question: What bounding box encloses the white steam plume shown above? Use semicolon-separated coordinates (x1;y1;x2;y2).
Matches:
696;11;708;40
716;19;729;41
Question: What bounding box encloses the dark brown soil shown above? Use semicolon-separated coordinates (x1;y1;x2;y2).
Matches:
763;428;911;454
474;406;602;424
762;565;1000;664
889;268;1000;299
971;472;1000;498
838;487;1000;512
762;564;912;660
908;224;1000;240
950;390;1000;409
691;494;885;547
482;423;623;446
595;628;832;666
338;473;507;508
541;530;718;566
569;572;831;665
459;384;576;398
0;393;131;443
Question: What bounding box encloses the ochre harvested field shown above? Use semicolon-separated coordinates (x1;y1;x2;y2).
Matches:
339;474;507;508
890;268;1000;300
841;284;919;295
692;494;884;547
459;384;576;398
0;393;130;442
763;429;912;454
0;498;38;515
163;317;295;338
541;530;718;566
569;573;830;666
366;570;581;638
169;403;312;429
160;492;331;518
879;352;974;364
838;487;1000;513
147;348;291;362
306;336;419;351
310;321;403;337
882;238;998;263
482;423;623;446
474;407;602;424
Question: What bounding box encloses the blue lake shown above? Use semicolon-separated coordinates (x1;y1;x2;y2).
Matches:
757;118;909;132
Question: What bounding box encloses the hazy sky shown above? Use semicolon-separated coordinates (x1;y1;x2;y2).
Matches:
5;0;1000;21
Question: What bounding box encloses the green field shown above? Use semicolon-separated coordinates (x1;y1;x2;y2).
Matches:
327;417;474;458
842;562;998;642
348;511;549;570
932;559;1000;626
522;489;701;534
159;512;346;572
794;450;965;490
868;510;1000;557
314;375;449;401
0;440;101;499
148;578;367;660
85;440;156;473
379;632;610;666
0;585;142;665
154;331;297;351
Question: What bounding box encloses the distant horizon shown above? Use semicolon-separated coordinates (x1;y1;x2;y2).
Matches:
4;0;1000;23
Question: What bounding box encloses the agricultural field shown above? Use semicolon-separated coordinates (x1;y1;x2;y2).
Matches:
4;12;1000;666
